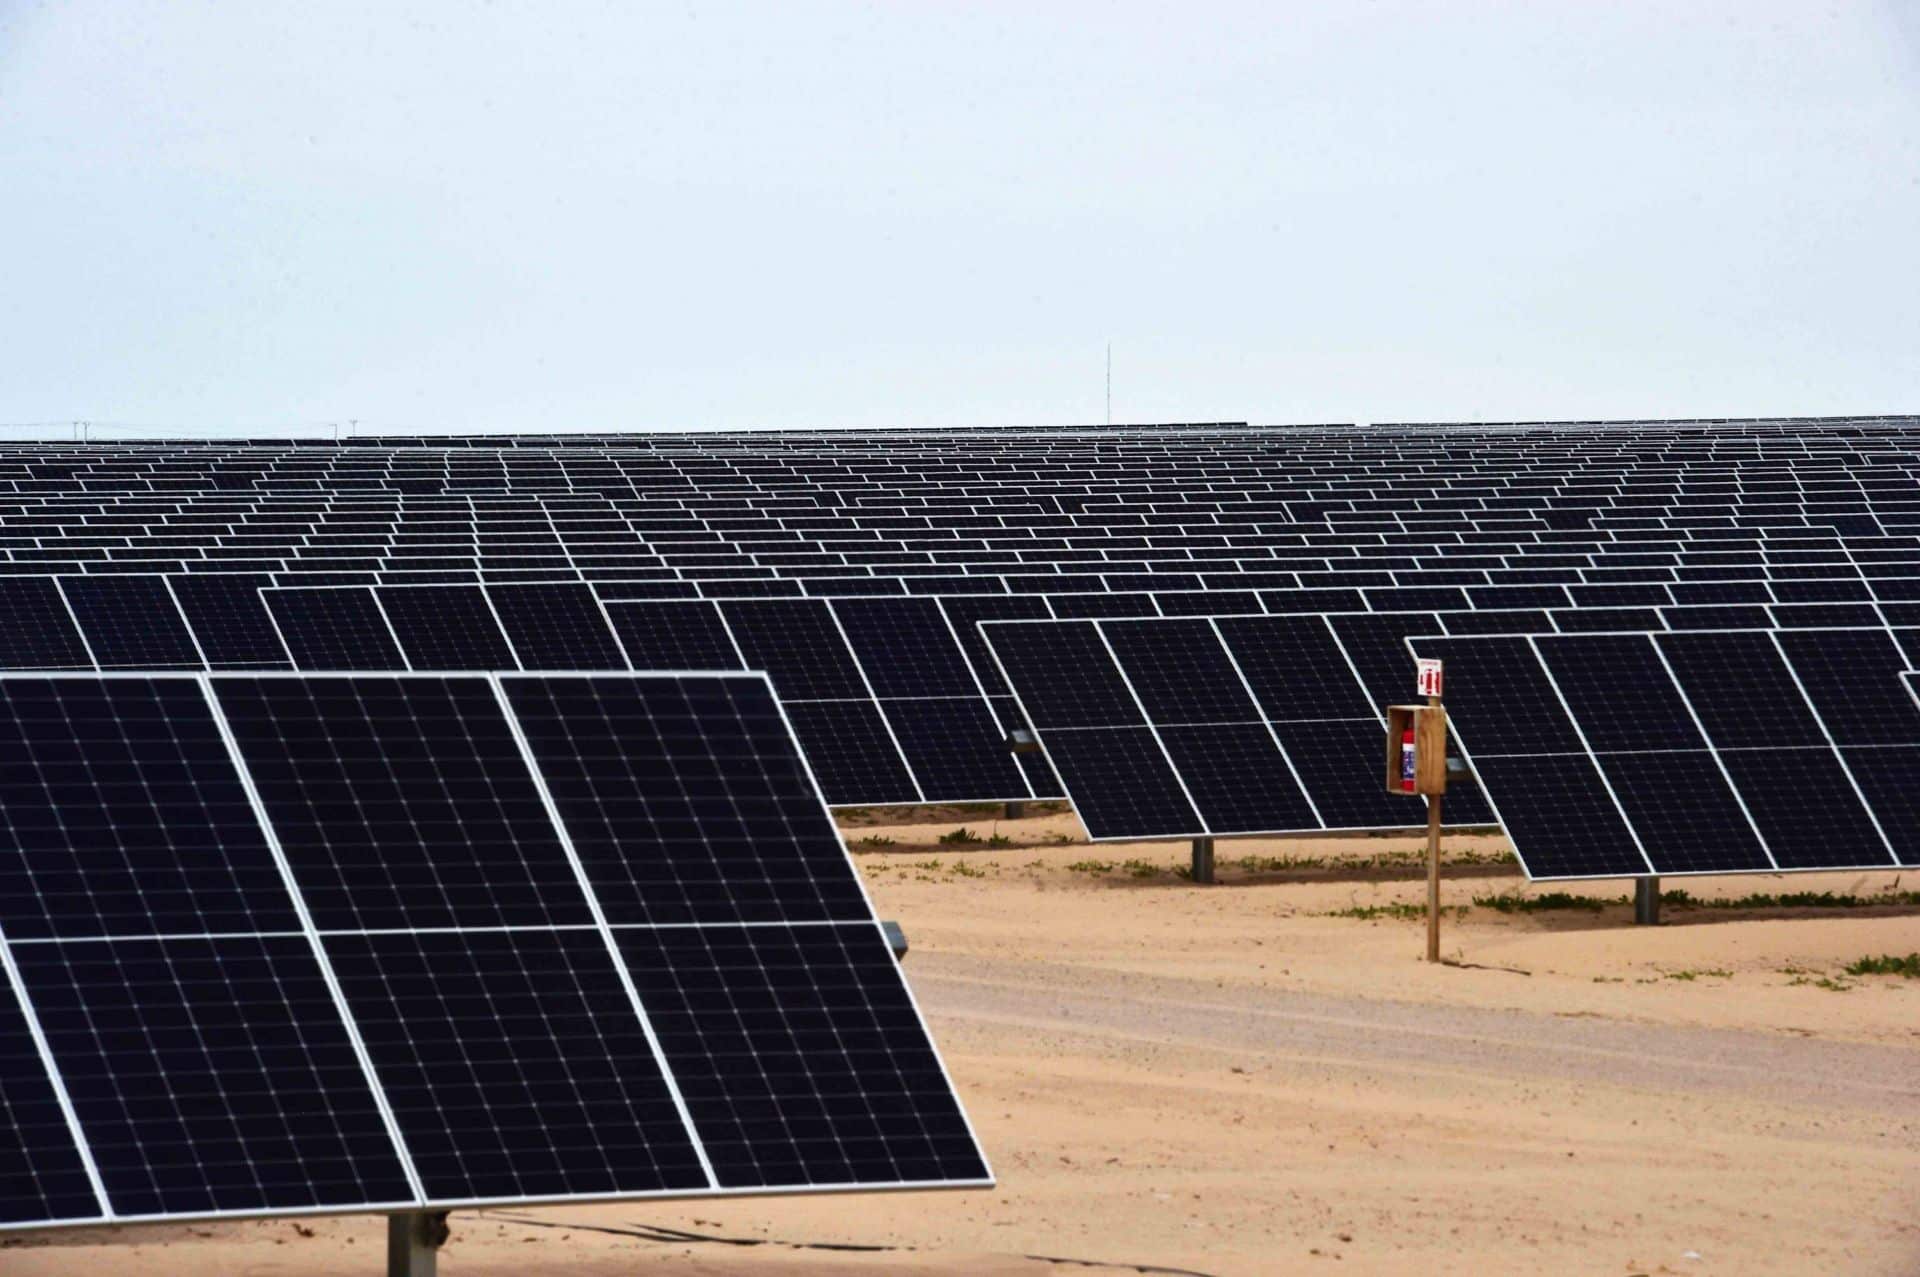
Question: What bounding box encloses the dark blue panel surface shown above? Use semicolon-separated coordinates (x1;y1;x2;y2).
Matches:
17;935;411;1217
831;599;978;698
978;622;1140;729
617;924;988;1189
326;928;707;1201
377;586;516;671
604;602;743;672
1039;728;1198;838
0;974;98;1224
780;700;919;805
1467;754;1648;879
487;584;628;670
500;675;867;925
170;575;290;669
1157;724;1319;833
719;600;869;700
0;578;92;670
881;697;1031;802
0;678;295;940
1102;619;1260;724
59;577;200;669
213;675;589;931
264;588;404;670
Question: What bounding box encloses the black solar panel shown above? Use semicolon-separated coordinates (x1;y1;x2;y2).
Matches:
376;585;516;671
58;577;201;669
264;588;405;670
0;671;989;1230
1414;628;1917;879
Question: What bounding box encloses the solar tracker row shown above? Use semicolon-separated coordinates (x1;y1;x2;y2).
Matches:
0;672;988;1230
1408;628;1920;879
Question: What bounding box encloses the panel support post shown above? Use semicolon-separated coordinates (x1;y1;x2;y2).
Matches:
1004;801;1024;821
1425;792;1443;963
1191;836;1215;885
388;1211;450;1277
1634;876;1661;926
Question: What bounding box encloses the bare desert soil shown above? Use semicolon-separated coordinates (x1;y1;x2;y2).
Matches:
8;808;1918;1276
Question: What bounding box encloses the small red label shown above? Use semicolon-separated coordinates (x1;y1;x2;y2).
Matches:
1416;658;1444;698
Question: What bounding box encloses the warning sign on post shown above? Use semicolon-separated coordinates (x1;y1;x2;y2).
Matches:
1416;658;1444;698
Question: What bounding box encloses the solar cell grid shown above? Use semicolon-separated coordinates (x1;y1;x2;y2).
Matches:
263;588;404;670
0;669;991;1230
212;675;594;932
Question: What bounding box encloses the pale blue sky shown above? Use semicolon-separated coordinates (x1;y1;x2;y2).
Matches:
2;2;1916;434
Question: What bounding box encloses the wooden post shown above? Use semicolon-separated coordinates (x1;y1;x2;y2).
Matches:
1425;694;1443;963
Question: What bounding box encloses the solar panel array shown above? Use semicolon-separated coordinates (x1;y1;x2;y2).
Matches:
0;417;1918;861
1408;627;1920;880
0;671;988;1231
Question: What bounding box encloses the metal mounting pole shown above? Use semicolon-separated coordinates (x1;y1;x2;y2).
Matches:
1191;836;1215;885
388;1211;449;1277
1424;692;1444;963
1004;801;1024;820
1425;793;1443;963
1634;876;1661;926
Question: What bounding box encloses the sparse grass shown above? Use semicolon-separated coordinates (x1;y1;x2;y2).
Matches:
1843;953;1920;978
1669;889;1920;911
986;834;1014;849
1066;859;1113;876
854;834;896;848
938;827;984;847
1473;891;1609;913
1662;968;1732;982
1323;902;1468;922
948;860;987;879
1325;902;1428;921
1121;858;1163;879
1230;853;1328;873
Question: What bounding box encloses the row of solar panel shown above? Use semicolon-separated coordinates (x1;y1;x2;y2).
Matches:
1410;629;1920;879
13;571;1920;811
0;672;987;1230
979;613;1920;880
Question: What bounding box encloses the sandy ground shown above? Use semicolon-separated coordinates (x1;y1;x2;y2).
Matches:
7;808;1919;1276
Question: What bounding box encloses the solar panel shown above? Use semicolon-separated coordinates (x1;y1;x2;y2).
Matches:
0;671;989;1230
1411;628;1918;879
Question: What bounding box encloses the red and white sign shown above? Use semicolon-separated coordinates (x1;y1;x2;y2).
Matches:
1416;658;1444;698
